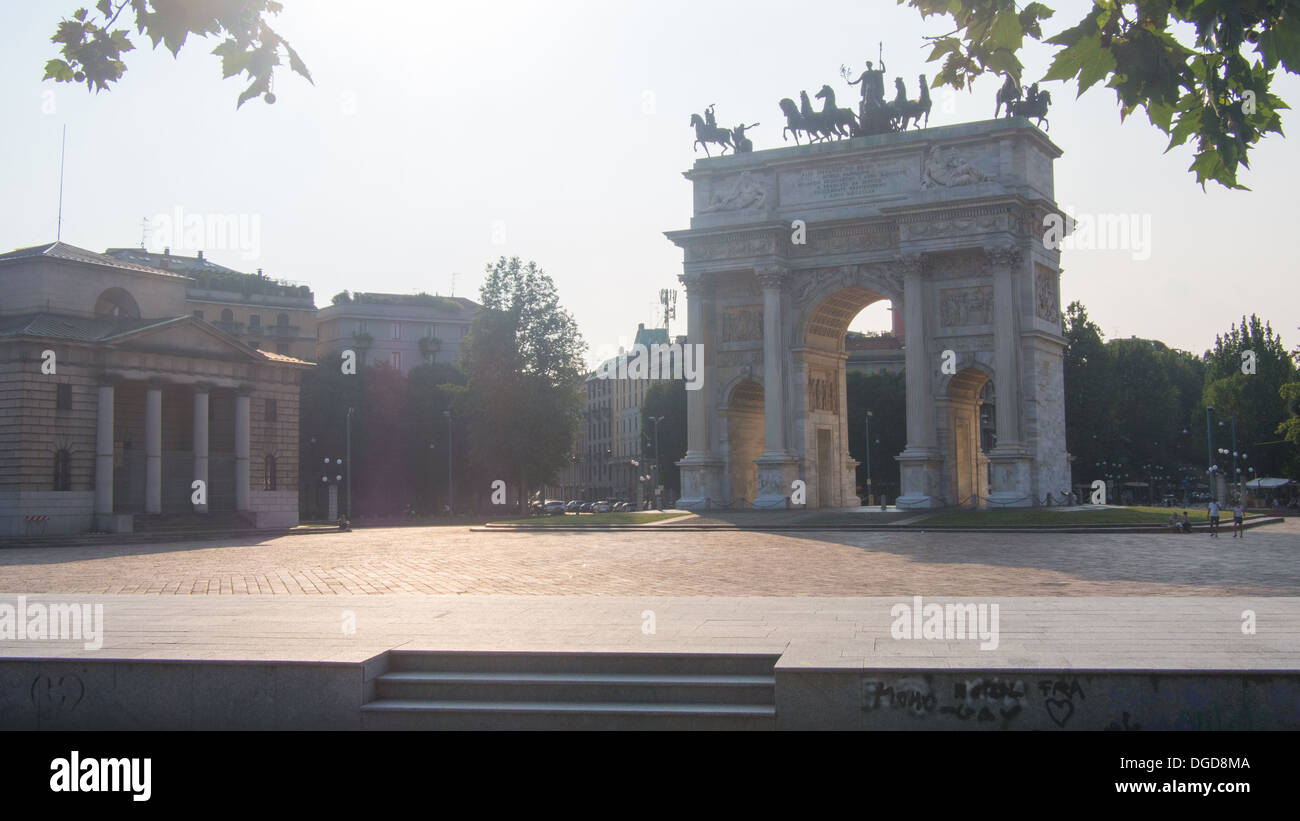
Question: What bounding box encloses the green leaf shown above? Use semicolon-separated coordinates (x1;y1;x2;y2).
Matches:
284;41;312;84
42;58;74;82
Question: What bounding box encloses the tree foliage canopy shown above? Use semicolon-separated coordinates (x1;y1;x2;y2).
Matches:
903;0;1296;188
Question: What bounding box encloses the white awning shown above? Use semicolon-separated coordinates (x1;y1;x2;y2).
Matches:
1246;478;1293;489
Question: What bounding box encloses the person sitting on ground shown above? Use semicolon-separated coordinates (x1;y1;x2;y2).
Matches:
1167;513;1178;530
1180;511;1192;533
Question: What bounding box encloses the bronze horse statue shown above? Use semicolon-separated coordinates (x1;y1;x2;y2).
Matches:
895;74;932;129
779;98;816;144
995;75;1020;118
815;84;860;138
1008;85;1051;130
690;112;734;156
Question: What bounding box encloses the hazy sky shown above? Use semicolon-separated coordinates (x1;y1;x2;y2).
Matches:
2;0;1296;367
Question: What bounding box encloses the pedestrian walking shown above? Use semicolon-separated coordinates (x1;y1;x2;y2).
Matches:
1232;501;1245;538
1208;499;1220;537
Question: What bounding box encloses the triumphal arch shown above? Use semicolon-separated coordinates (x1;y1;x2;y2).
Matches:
666;118;1070;509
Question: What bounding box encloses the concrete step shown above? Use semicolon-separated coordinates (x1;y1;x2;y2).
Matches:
386;650;780;677
133;512;255;532
361;699;776;731
375;670;775;705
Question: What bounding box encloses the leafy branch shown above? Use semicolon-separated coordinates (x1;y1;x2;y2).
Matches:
44;0;312;108
901;0;1297;189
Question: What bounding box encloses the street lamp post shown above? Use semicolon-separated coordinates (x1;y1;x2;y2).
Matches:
864;410;873;506
345;406;353;518
444;410;453;515
650;415;665;510
1205;405;1215;503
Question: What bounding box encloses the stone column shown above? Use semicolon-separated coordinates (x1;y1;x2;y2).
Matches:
758;265;787;455
894;254;944;509
193;386;210;513
144;383;163;514
753;264;800;509
234;389;251;512
94;381;115;525
683;277;709;457
675;275;724;509
984;244;1033;508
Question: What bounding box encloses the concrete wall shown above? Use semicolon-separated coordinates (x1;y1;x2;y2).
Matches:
776;667;1300;730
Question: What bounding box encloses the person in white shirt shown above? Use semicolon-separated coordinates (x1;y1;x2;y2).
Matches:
1208;500;1221;537
1232;501;1245;538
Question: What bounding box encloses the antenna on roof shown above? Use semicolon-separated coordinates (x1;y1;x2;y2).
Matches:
140;217;151;250
450;272;459;298
658;288;677;335
56;125;67;241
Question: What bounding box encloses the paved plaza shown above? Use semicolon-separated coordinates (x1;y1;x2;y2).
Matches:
2;519;1298;598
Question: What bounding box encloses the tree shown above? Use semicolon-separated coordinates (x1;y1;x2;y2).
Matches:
641;379;687;499
1202;314;1298;477
903;0;1295;189
1062;300;1114;470
44;1;311;107
460;257;586;514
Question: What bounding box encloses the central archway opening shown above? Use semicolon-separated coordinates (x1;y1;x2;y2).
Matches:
802;286;904;508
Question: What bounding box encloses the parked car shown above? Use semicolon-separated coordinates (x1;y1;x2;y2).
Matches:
565;500;580;512
581;501;595;513
543;500;566;515
594;500;613;513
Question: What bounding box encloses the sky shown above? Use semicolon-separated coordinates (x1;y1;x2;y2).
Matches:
1;0;1297;368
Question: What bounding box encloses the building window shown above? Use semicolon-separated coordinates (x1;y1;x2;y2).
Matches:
358;319;368;333
264;455;277;491
266;398;278;422
249;314;261;329
426;323;436;338
193;309;204;320
391;352;401;370
276;343;289;355
221;308;234;323
53;448;71;491
276;313;289;327
56;383;71;410
391;322;401;339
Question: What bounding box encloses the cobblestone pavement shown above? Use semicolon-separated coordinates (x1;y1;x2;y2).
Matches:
2;518;1298;596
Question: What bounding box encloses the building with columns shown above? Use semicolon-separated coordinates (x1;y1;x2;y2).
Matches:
666;118;1069;510
0;242;312;536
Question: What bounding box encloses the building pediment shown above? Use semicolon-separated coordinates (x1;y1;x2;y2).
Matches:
105;316;269;361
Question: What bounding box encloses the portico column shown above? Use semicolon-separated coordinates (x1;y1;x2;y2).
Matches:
894;253;944;509
753;264;800;509
94;381;115;523
235;389;251;512
144;383;163;514
193;386;210;513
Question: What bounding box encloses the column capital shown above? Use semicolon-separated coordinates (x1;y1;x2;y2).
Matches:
755;264;787;290
982;244;1024;269
680;274;712;298
235;383;255;397
893;253;926;278
146;376;170;389
192;381;215;393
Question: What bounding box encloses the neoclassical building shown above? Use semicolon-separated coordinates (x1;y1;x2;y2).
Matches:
0;242;311;536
